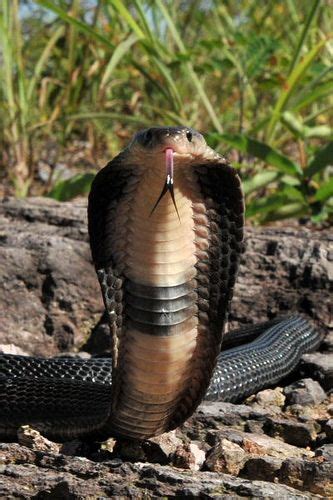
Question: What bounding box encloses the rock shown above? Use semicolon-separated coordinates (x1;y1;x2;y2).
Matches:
149;430;183;460
264;416;320;447
0;197;102;356
286;404;316;421
254;387;286;408
244;419;265;434
241;433;314;459
324;419;333;441
284;378;327;406
0;344;30;356
137;464;314;498
204;437;247;475
17;425;60;454
171;443;205;471
315;443;333;460
322;330;333;351
0;449;316;498
300;353;333;391
241;456;282;482
0;197;331;357
229;225;331;334
0;198;331;497
279;457;333;496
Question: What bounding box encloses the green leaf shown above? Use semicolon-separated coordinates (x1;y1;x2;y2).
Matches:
218;133;302;175
288;0;321;75
27;25;65;101
281;111;306;138
47;173;95;201
100;33;138;89
106;0;145;39
36;0;114;49
263;202;307;221
306;141;333;177
155;0;223;133
292;79;333;111
281;112;332;139
246;195;306;221
267;38;328;141
315;177;333;202
246;194;286;218
67;111;152;127
242;171;280;195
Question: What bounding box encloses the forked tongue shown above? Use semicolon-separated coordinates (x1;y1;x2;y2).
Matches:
150;148;180;220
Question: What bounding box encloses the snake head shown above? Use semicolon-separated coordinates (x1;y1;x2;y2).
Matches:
123;127;223;220
134;126;205;156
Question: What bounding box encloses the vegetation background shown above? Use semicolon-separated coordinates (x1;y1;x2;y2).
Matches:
0;0;332;224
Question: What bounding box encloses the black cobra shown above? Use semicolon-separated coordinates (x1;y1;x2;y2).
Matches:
0;127;320;440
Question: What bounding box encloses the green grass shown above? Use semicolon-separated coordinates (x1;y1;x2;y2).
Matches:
0;0;332;223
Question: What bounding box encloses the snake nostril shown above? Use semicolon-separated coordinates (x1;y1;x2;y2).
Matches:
186;131;193;142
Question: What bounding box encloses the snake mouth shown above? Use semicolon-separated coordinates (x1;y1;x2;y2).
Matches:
150;148;180;221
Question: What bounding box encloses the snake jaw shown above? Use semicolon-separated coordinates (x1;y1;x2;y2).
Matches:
150;148;181;221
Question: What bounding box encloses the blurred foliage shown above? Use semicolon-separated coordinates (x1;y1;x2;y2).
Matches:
0;0;332;223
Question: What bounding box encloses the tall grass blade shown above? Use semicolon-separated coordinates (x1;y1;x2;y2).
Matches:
266;38;328;141
47;173;95;201
218;133;303;175
28;25;65;100
315;178;333;202
107;0;145;39
306;141;333;177
288;0;321;75
36;0;114;49
100;33;138;88
155;0;223;133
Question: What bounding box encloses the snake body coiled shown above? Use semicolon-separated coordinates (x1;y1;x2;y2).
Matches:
0;127;321;440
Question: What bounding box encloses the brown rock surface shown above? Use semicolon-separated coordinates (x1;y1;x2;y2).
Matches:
0;197;332;497
0;197;331;355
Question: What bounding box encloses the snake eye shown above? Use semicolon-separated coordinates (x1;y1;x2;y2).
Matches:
186;131;193;142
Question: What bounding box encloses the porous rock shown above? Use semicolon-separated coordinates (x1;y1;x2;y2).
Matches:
279;457;333;496
0;443;318;499
0;198;332;497
17;425;60;454
204;437;247;475
284;378;327;406
0;197;331;356
300;352;333;391
264;416;320;447
253;387;286;408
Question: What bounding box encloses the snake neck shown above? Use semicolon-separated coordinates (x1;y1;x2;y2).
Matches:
102;167;220;439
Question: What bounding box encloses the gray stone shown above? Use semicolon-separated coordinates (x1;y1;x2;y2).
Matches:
204;438;247;475
322;330;333;351
284;378;327;406
253;387;286;408
17;425;60;454
279;457;333;496
315;443;333;460
0;197;331;358
0;197;102;356
241;456;282;482
324;418;333;441
171;442;206;471
0;443;315;498
301;352;333;391
264;416;320;447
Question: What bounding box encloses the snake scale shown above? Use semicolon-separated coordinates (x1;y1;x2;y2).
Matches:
0;127;320;440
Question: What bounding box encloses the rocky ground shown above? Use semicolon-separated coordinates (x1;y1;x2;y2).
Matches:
0;197;332;498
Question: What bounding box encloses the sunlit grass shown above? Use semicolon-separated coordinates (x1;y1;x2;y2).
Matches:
0;0;332;222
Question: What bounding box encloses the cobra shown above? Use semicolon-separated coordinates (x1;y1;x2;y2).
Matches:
0;127;320;441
